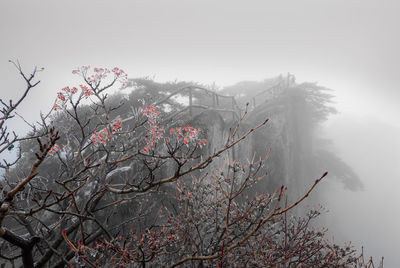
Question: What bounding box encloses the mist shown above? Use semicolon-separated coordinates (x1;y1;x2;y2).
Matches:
1;0;400;266
321;114;400;266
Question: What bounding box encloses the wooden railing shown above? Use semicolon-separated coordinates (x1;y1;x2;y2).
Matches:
123;74;294;125
249;74;295;108
153;85;242;122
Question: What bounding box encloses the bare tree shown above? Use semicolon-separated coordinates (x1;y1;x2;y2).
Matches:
0;63;382;267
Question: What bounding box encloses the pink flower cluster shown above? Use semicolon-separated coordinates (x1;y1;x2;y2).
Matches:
91;128;112;146
72;66;128;87
57;92;66;102
140;105;207;153
54;85;94;111
48;144;61;156
72;65;90;75
87;104;206;151
80;84;94;99
170;126;207;147
112;117;123;132
61;86;78;94
48;144;69;156
142;105;160;125
55;66;128;112
142;106;163;153
110;67;128;87
87;68;110;85
91;117;123;146
143;125;166;153
111;67;128;80
54;87;74;110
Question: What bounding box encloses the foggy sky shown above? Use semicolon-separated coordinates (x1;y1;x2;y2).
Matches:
1;0;400;126
1;0;400;266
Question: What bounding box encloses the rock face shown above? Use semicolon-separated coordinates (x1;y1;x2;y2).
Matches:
186;81;362;201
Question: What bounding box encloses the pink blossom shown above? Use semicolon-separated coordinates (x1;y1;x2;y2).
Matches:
57;92;66;102
91;128;112;146
61;86;71;93
80;85;94;98
111;117;123;132
48;144;61;156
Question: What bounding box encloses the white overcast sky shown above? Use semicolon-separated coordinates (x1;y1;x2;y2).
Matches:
1;0;400;265
1;0;400;127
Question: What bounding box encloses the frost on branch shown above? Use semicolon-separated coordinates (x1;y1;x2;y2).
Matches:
0;64;382;268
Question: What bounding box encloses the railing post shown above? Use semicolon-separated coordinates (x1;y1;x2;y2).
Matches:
212;93;216;108
231;96;235;120
189;87;193;117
